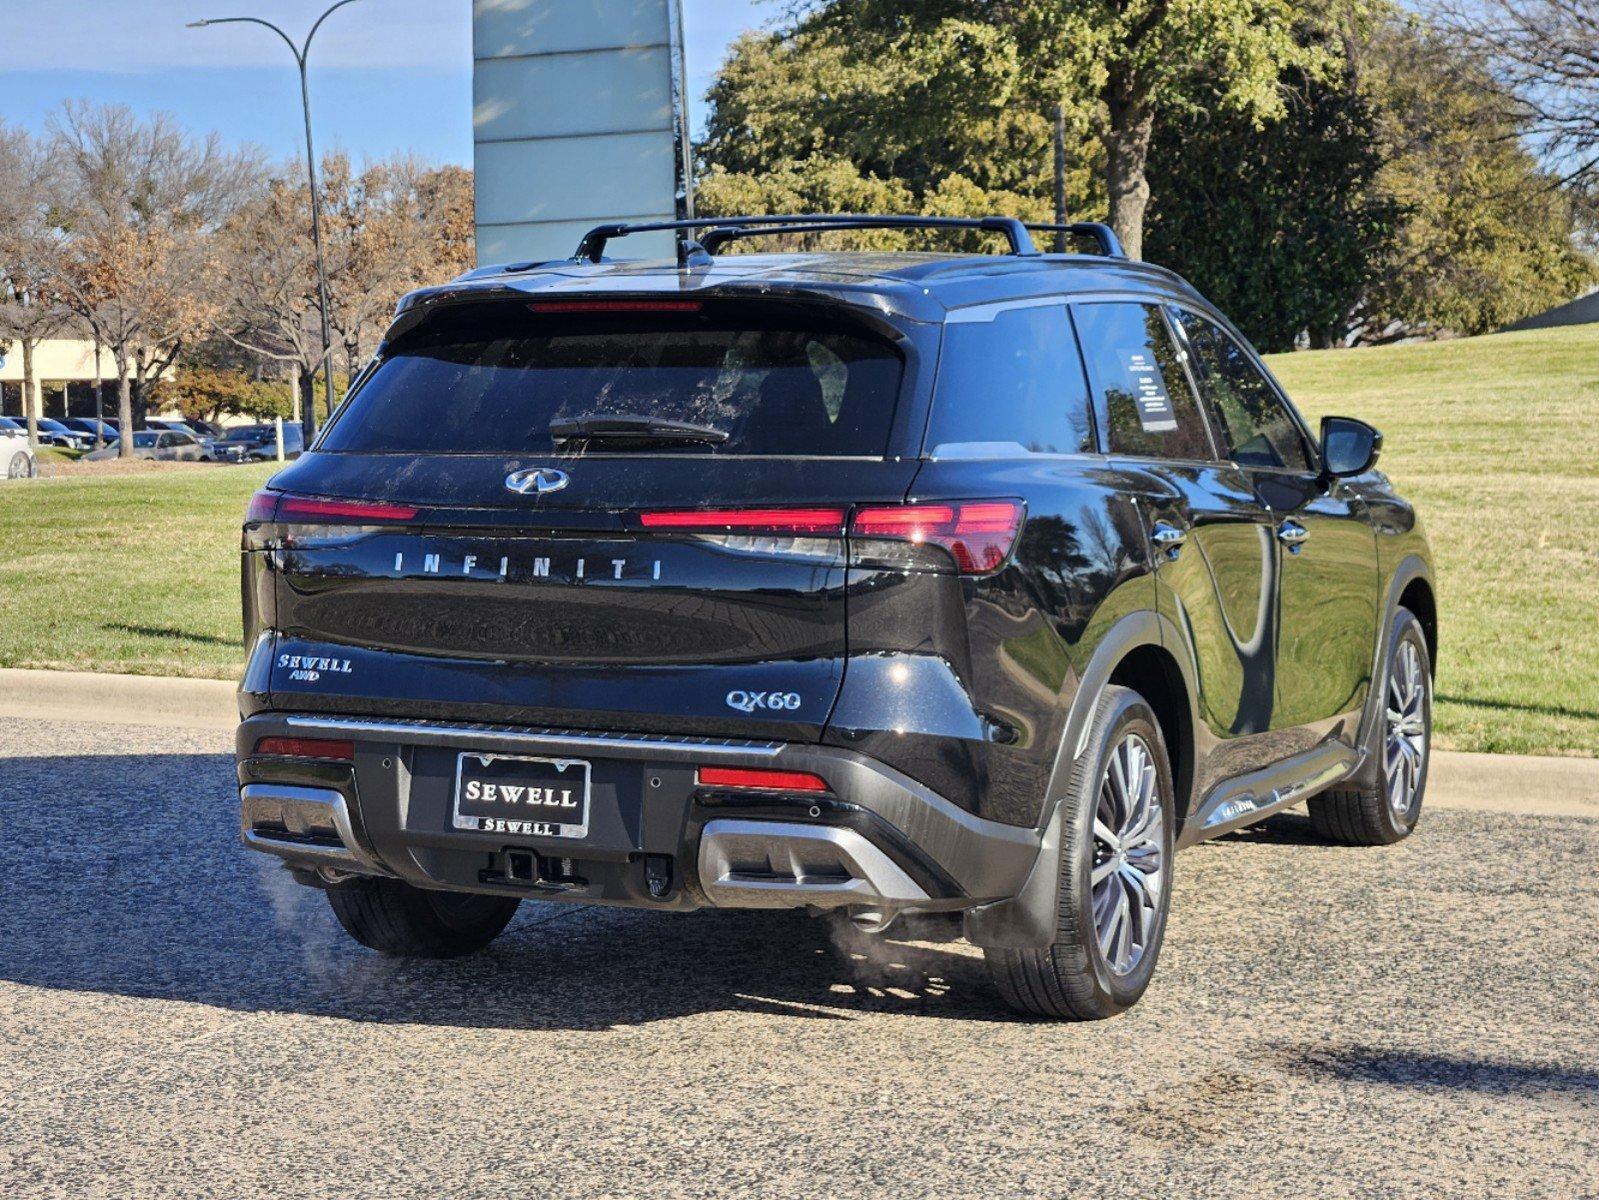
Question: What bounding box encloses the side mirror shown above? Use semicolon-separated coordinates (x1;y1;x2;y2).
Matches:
1320;416;1382;478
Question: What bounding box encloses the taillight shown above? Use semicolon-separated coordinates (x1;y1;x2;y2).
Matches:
696;766;830;793
277;495;418;522
849;500;1024;574
640;508;847;535
253;736;355;761
245;490;279;523
243;491;418;550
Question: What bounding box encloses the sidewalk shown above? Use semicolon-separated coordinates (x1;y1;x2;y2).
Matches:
2;667;1594;817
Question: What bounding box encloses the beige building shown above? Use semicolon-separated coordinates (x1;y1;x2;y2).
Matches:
0;337;173;421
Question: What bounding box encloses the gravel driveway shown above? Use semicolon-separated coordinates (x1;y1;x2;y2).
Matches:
1;716;1595;1199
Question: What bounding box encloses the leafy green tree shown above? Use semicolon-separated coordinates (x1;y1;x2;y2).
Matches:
1145;64;1400;351
1353;16;1596;338
700;1;1323;259
698;12;1088;250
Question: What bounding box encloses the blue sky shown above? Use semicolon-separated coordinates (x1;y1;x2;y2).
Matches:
0;1;778;164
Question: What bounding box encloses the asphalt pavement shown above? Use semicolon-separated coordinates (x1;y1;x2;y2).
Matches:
1;715;1596;1199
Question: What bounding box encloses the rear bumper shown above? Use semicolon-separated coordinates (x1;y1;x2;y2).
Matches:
236;713;1040;918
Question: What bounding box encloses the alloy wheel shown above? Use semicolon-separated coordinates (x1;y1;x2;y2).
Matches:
1091;733;1166;976
1384;638;1429;819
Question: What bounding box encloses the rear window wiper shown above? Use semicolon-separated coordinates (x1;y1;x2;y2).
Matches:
549;415;730;448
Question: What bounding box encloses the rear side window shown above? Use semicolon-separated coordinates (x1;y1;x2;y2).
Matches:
926;302;1094;456
319;303;904;457
1073;302;1213;461
1173;309;1311;472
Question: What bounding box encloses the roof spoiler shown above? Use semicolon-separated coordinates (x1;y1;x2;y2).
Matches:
571;214;1127;266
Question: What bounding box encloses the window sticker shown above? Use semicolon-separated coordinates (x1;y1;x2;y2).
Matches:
1117;349;1178;432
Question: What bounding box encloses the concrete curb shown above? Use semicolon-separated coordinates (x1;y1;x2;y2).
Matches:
2;668;1595;817
1425;750;1598;818
0;667;238;732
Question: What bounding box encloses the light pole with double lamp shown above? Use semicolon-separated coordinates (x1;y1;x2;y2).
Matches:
188;0;366;446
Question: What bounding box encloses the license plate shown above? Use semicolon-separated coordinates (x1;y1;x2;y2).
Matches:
452;752;591;839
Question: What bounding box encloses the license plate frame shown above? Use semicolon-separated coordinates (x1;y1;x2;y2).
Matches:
451;752;592;840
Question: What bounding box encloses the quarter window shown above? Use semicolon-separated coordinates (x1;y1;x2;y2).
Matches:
1073;302;1213;461
926;302;1095;457
1174;310;1311;472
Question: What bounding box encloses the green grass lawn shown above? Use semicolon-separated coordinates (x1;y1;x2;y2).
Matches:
0;465;275;679
1;323;1594;756
1266;324;1599;757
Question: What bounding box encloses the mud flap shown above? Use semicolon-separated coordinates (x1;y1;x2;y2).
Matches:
961;797;1065;951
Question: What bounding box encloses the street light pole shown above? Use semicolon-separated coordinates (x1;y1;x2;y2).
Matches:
188;0;365;447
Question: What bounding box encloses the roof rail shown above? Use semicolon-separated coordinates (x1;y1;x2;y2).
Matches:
1024;222;1126;258
573;214;1045;264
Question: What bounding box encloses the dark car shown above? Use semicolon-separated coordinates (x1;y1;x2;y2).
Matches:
210;423;304;463
31;417;94;450
65;417;118;444
235;214;1435;1020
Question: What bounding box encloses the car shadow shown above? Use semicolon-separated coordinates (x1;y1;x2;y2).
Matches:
102;622;240;647
1212;810;1331;847
0;751;1008;1030
1282;1045;1599;1098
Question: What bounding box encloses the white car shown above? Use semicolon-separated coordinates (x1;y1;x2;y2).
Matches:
2;426;37;479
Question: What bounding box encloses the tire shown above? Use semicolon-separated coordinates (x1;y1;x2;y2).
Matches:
1307;608;1432;846
985;685;1176;1020
7;451;35;479
325;877;521;958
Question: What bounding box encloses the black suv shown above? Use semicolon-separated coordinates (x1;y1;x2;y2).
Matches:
236;215;1435;1020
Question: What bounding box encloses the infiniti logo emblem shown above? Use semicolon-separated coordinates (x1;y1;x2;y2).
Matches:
505;467;570;496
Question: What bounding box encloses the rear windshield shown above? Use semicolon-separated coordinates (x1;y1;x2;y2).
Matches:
319;302;905;456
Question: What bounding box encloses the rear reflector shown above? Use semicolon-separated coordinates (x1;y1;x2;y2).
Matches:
850;500;1024;574
696;766;830;793
276;495;419;522
529;300;703;314
253;736;356;761
641;508;847;535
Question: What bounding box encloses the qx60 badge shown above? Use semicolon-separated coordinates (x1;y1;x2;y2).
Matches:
506;467;570;496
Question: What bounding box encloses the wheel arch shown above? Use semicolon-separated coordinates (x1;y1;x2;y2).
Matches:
1107;643;1195;825
1347;555;1435;788
966;608;1198;951
1397;574;1437;674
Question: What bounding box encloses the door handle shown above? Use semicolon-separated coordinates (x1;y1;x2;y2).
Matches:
1277;520;1309;553
1151;521;1188;560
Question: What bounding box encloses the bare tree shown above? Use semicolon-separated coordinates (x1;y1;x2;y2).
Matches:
39;103;260;457
213;174;323;420
1433;1;1599;183
213;156;473;424
0;123;71;448
322;156;475;388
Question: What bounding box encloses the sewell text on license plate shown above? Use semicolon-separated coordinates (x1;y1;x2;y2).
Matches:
452;752;591;839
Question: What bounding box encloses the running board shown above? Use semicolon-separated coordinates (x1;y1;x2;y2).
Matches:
1183;742;1361;845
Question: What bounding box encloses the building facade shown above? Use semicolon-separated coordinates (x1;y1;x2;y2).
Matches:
0;338;180;421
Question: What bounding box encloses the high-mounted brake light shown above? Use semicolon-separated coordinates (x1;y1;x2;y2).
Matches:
253;736;356;761
850;500;1025;574
697;766;830;793
276;495;419;522
640;508;847;535
529;300;703;314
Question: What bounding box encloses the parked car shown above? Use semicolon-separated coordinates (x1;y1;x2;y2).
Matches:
1;423;36;478
32;418;95;451
208;422;304;463
147;417;213;440
0;416;90;450
65;418;119;444
82;429;207;462
235;213;1435;1021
